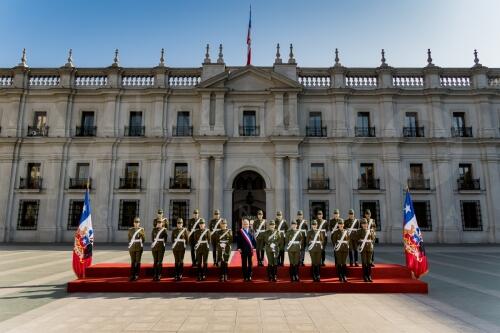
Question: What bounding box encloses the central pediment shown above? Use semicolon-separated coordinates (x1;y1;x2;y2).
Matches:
197;66;302;92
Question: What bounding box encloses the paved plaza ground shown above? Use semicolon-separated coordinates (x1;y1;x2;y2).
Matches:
0;244;499;332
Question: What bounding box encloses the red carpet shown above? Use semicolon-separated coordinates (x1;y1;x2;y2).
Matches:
67;252;427;293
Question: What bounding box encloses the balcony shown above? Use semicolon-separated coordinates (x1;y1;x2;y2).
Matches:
305;126;327;137
124;125;145;137
358;178;380;190
75;126;97;137
172;126;193;137
69;178;92;189
457;178;480;191
169;177;191;189
451;126;472;137
239;125;260;136
27;126;49;137
403;127;425;137
408;178;430;190
354;126;376;137
308;178;329;190
119;177;142;189
19;177;43;190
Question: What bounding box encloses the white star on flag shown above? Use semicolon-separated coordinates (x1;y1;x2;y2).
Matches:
405;205;411;214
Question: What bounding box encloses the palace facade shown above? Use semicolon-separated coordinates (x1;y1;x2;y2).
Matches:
0;46;499;243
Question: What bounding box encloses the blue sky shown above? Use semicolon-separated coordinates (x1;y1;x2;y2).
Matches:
1;0;500;68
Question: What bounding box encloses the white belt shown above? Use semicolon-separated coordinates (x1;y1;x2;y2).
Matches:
132;240;142;243
198;241;208;244
176;239;186;242
290;241;300;244
220;241;228;243
364;240;373;243
338;241;348;244
311;241;322;244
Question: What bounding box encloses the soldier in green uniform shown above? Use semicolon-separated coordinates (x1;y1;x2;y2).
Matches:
153;208;168;229
151;218;168;281
328;209;344;266
356;218;376;282
193;220;211;281
188;209;204;268
285;219;303;282
171;218;189;281
275;211;288;266
344;209;359;266
128;217;145;281
253;210;267;266
313;210;328;266
296;210;308;266
331;219;350;282
364;209;377;267
307;219;325;282
209;209;223;267
264;220;281;282
214;219;233;282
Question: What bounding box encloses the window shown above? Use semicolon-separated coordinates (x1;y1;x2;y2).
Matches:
460;200;482;231
240;111;258;136
452;112;465;128
459;163;472;181
126;163;139;179
169;200;190;228
413;201;432;231
127;112;144;136
17;200;39;230
27;163;41;180
359;163;378;189
119;200;140;229
34;112;47;129
76;163;90;180
357;112;370;128
405;112;418;128
21;163;42;189
174;111;192;136
77;112;96;136
360;200;381;231
68;200;84;230
410;164;424;179
309;163;328;189
306;112;325;137
309;200;329;220
171;163;190;189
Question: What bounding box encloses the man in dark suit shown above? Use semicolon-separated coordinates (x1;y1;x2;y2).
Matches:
237;218;257;282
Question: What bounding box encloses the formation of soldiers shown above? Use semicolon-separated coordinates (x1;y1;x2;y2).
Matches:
127;208;377;283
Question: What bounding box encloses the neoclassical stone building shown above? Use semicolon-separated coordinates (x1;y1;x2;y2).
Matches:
0;46;499;243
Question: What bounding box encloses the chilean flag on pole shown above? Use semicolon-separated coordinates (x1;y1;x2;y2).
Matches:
403;189;429;279
72;186;94;278
246;5;252;65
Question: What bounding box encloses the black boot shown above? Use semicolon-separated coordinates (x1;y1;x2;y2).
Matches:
267;266;273;281
152;263;157;281
179;263;184;280
158;263;163;280
289;265;294;282
129;263;135;281
313;265;319;282
197;265;202;281
173;263;178;281
203;263;208;281
295;265;300;282
336;265;342;282
362;265;368;282
342;265;348;283
134;263;140;281
367;265;373;282
219;263;224;282
321;250;326;266
273;265;278;282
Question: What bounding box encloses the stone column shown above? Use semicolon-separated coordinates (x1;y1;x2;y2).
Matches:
275;156;285;213
482;147;500;242
428;96;446;138
213;93;225;135
213;156;224;214
476;97;495;138
199;156;210;220
289;156;300;219
288;93;299;135
273;93;284;135
333;95;348;137
380;95;397;137
200;93;211;135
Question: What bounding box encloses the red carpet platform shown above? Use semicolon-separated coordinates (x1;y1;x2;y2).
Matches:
67;252;427;293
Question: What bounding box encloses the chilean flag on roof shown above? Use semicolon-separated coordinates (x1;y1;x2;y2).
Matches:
403;189;429;279
72;187;94;278
246;5;252;65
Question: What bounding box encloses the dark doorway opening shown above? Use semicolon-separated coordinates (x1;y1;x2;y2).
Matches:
232;170;266;232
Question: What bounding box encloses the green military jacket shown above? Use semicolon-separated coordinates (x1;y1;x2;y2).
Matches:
188;217;204;241
263;229;281;253
193;228;211;251
214;228;233;253
355;228;376;252
128;227;145;251
329;218;344;233
313;219;328;245
253;218;267;239
285;228;303;252
296;219;308;236
209;218;223;241
153;217;168;229
171;227;188;251
306;229;325;252
151;226;168;250
331;229;350;252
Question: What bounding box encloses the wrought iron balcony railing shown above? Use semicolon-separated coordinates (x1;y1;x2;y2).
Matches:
407;178;430;190
358;178;380;190
69;178;92;189
451;126;472;137
305;126;327;137
457;178;480;190
75;126;97;137
307;178;329;190
403;126;425;137
19;177;43;190
119;177;142;189
27;126;49;137
169;177;191;189
239;125;260;136
354;126;376;137
172;126;193;136
124;125;145;137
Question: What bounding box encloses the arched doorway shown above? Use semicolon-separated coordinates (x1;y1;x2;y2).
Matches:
232;170;266;232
